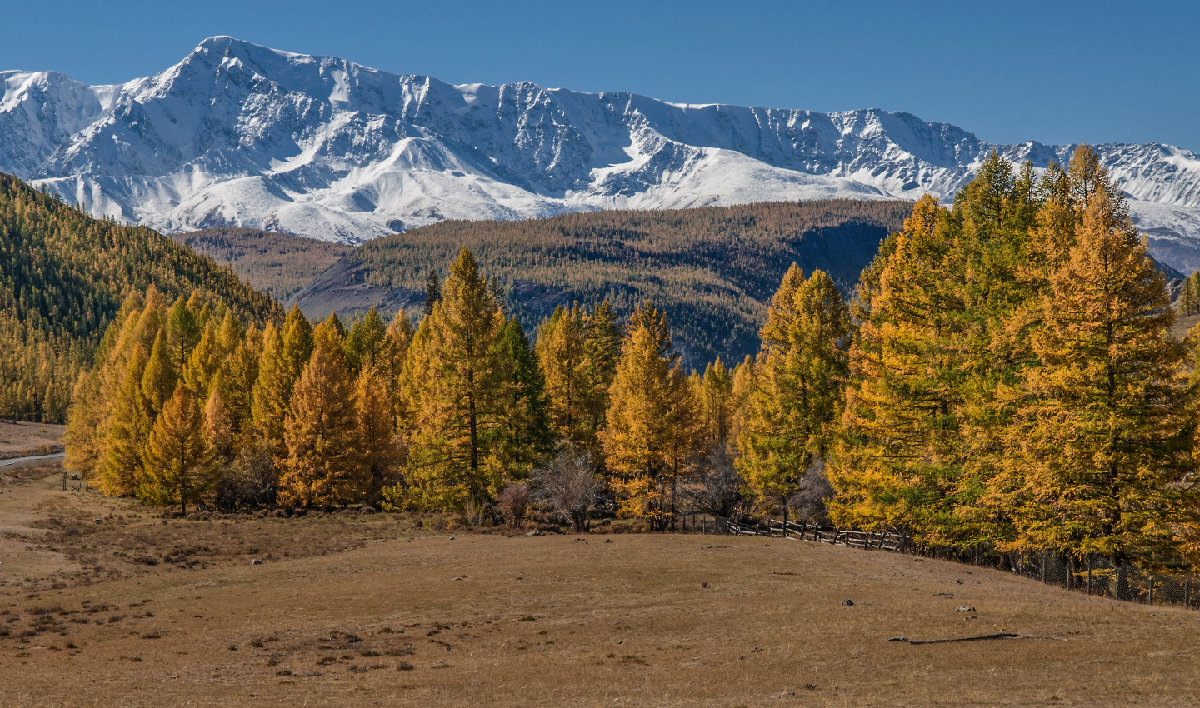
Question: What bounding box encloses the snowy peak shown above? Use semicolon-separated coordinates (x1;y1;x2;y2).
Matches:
3;38;1200;268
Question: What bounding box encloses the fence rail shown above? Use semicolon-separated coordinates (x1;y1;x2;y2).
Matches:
678;512;1198;611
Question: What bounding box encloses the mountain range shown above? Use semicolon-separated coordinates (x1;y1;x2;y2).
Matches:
3;36;1200;270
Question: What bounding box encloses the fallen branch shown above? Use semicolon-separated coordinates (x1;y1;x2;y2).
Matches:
893;633;1064;645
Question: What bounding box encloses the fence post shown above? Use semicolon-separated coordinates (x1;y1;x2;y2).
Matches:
1086;556;1092;596
1040;550;1047;584
1186;578;1192;608
1148;576;1154;605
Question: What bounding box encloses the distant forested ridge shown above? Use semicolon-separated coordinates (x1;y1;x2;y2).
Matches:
294;200;914;368
172;227;352;301
0;173;281;422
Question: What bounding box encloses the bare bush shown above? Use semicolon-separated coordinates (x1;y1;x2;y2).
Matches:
686;443;744;518
215;437;278;511
788;457;833;525
532;447;601;532
496;484;529;528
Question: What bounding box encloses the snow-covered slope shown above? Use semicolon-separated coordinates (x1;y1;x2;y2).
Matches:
4;36;1200;269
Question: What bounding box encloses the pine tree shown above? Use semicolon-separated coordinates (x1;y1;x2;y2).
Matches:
1010;187;1193;562
279;318;365;507
490;317;553;477
142;382;215;514
424;269;441;318
166;298;201;372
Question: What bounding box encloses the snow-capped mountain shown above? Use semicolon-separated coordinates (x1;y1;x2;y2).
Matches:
4;36;1200;270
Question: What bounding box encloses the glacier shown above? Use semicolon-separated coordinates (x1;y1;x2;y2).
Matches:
3;36;1200;270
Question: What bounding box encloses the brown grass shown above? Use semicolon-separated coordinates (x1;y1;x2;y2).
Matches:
0;421;65;459
2;465;1199;706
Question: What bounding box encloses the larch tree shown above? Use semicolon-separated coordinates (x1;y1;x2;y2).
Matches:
391;249;508;514
354;362;402;496
250;322;291;447
204;384;235;465
601;302;697;529
830;195;966;542
537;304;588;445
737;266;850;528
141;382;216;514
141;329;176;415
278;318;365;507
1010;186;1194;564
98;344;151;497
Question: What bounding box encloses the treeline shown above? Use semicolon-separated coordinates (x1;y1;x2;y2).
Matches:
63;146;1200;573
67;247;744;524
0;174;280;423
826;147;1200;568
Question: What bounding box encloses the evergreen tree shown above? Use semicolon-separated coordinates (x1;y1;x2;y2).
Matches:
491;318;553;476
424;268;441;318
279;318;365;507
142;383;215;514
166;298;201;372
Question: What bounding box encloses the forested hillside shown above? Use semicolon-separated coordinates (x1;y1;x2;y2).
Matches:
172;227;352;301
296;200;913;367
0;174;281;422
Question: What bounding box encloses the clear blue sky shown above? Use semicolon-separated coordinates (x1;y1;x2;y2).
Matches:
4;0;1197;150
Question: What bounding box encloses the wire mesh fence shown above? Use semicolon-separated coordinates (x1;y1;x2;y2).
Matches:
676;512;1199;611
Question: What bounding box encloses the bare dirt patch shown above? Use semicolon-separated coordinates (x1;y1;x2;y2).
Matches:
1;467;1198;706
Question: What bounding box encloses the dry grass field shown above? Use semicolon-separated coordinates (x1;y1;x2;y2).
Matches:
2;465;1199;706
0;422;65;459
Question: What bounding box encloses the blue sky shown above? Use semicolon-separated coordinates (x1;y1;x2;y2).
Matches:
4;0;1197;150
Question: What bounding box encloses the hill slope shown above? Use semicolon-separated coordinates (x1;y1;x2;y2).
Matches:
292;199;913;367
3;37;1200;271
171;227;351;301
0;173;280;422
